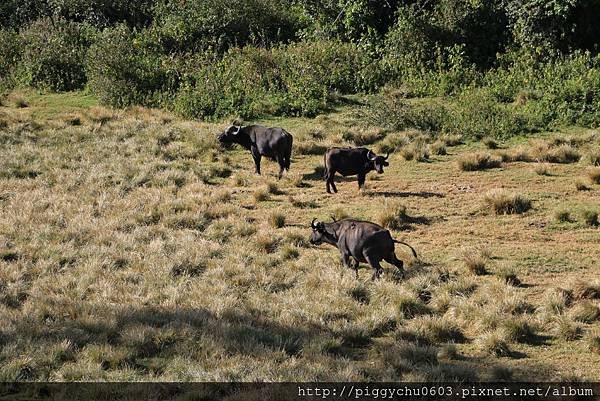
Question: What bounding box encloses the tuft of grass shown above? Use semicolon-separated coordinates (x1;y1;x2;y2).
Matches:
413;316;466;344
395;342;438;365
547;145;581;163
496;265;521;286
231;173;249;187
498;146;532;163
570;301;600;323
340;325;372;348
377;202;409;230
530;141;581;164
436;344;459;360
483;189;532;215
170;258;206;277
348;284;370;305
87;106;115;125
290;175;307;188
400;143;429;162
61;114;82;126
457;152;501;171
502;317;538;343
265;182;283;195
586;167;600;184
568;279;600;301
441;134;463;146
280;245;300;260
581;209;599;226
268;211;286;228
554;208;573;223
489;365;513;381
461;248;489;276
429;140;447;156
587;331;600;354
552;316;582;341
253;188;270;202
534;163;551;176
288;196;317;209
295;141;327;155
575;179;591;191
377;133;410;153
12;95;28;108
330;207;349;221
542;288;573;317
396;294;430;319
255;234;279;253
587;149;600;166
483;137;499;149
476;331;512;357
342;129;383;146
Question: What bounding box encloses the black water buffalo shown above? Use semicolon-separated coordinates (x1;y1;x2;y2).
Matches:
323;147;389;193
218;125;293;179
309;217;417;280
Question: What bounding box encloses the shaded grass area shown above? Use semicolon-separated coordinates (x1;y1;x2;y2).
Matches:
0;91;599;381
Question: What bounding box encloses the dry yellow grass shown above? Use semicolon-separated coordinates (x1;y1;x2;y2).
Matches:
483;189;532;215
0;92;599;382
457;152;501;171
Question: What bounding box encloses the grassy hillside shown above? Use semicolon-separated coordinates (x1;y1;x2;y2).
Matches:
0;90;599;381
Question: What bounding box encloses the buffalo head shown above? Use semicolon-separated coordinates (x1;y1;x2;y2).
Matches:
309;218;329;245
367;150;389;173
217;125;241;145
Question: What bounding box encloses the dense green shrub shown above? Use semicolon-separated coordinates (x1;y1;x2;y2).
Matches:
445;88;530;138
367;92;449;132
18;18;96;91
172;40;377;119
0;0;50;30
368;87;532;139
86;24;174;108
0;29;22;91
152;0;304;54
505;0;600;55
172;47;288;120
486;51;600;128
381;0;508;90
47;0;156;28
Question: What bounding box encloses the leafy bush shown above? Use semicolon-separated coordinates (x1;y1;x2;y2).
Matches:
152;0;304;54
172;40;377;119
48;0;155;28
19;18;96;91
86;24;174;108
0;29;21;91
445;88;530;139
367;92;449;132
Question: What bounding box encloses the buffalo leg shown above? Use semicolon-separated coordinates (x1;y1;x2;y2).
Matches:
326;170;338;193
365;255;383;281
357;173;366;190
341;252;357;279
276;156;285;179
350;258;360;279
385;253;405;279
251;147;262;175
